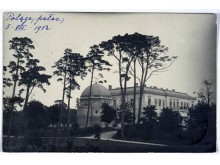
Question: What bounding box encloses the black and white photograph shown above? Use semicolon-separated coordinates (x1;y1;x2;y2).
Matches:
2;12;217;152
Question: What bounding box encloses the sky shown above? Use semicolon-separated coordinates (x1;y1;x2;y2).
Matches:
3;12;217;109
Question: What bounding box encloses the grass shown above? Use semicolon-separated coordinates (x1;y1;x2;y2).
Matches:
3;135;215;152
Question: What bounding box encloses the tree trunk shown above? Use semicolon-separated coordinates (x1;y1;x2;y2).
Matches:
23;84;30;113
207;89;210;106
117;55;125;138
133;58;136;124
121;71;129;138
137;59;144;122
23;85;31;135
138;84;144;122
67;85;71;138
54;68;67;145
138;59;148;122
85;65;94;128
59;71;67;126
11;57;20;99
7;57;20;146
120;60;131;138
121;94;125;138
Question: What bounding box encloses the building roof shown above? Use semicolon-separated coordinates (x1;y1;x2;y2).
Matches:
109;86;196;100
81;83;112;99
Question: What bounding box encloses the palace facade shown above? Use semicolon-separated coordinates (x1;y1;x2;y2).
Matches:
77;83;196;127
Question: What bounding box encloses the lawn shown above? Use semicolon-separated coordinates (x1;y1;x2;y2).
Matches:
3;136;215;152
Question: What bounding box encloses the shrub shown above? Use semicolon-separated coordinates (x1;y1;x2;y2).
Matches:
157;107;182;141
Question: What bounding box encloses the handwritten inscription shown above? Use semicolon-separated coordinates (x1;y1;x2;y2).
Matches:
5;12;65;33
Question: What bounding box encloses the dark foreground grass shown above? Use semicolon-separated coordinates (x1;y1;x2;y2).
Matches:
77;138;215;153
3;136;215;152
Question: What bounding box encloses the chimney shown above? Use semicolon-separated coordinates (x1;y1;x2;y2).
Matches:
109;85;112;90
135;83;138;87
172;89;175;92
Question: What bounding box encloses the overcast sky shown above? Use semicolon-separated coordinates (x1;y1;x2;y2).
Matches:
3;13;217;108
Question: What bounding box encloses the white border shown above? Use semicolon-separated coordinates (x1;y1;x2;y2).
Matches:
0;0;220;10
0;0;220;165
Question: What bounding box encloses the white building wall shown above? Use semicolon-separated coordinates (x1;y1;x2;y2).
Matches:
112;92;196;117
144;94;167;115
166;96;193;109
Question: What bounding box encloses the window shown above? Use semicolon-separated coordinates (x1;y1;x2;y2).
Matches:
177;102;179;108
105;101;110;104
170;101;172;107
187;102;189;108
155;99;157;106
131;99;134;106
163;100;165;107
113;100;116;106
181;102;183;107
173;101;175;107
148;99;151;106
184;102;186;108
159;99;161;106
82;101;88;105
94;100;98;103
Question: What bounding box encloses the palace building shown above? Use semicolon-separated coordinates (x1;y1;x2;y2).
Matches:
77;83;196;127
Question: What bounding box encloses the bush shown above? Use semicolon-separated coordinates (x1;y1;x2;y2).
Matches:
140;106;158;140
70;123;80;136
101;103;116;127
116;129;121;138
157;107;182;141
86;126;94;133
116;125;142;139
185;103;216;146
125;125;141;138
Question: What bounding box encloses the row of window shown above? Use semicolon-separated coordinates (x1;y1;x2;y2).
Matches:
169;100;189;108
153;99;165;107
114;98;191;108
153;99;189;108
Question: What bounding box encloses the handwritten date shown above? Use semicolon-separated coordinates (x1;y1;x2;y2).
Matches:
5;12;64;33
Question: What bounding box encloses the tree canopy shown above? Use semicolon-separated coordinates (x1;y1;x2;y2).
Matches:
197;80;213;105
99;32;177;137
84;45;112;128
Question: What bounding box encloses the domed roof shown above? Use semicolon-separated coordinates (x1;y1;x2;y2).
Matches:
81;83;112;98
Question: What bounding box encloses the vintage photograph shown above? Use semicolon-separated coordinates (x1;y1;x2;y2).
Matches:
2;12;217;152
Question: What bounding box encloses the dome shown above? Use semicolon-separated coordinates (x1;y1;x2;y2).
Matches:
81;83;112;99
